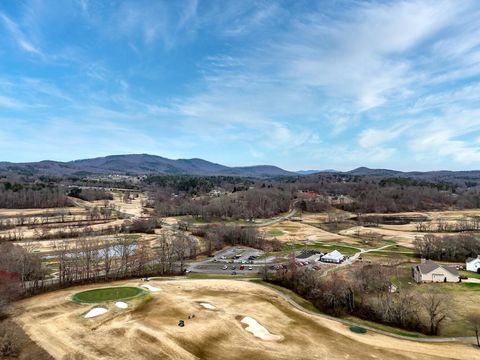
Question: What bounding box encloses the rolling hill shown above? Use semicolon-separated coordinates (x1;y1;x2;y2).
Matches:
0;154;297;178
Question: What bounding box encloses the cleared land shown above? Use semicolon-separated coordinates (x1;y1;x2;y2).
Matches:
262;220;352;243
13;279;478;360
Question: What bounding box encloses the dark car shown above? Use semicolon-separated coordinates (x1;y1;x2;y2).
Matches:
231;271;237;275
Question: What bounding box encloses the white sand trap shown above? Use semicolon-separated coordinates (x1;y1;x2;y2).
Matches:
84;307;108;319
200;303;216;310
141;284;161;292
241;316;282;341
115;302;128;309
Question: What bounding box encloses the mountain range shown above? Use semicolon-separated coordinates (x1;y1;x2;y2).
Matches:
1;154;480;182
0;154;296;177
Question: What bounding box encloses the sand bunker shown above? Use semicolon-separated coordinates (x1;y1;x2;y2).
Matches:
84;307;108;319
115;302;128;309
141;284;161;292
200;303;216;310
241;316;282;341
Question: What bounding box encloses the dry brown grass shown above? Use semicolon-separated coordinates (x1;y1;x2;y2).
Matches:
262;220;354;244
12;279;477;359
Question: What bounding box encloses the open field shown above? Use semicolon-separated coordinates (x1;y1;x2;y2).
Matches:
106;192;149;218
261;220;352;244
0;206;86;217
339;226;425;248
12;279;478;360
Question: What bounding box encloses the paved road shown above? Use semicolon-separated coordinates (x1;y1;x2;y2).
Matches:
243;200;300;228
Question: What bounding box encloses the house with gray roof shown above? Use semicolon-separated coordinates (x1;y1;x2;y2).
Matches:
466;255;480;273
412;259;459;283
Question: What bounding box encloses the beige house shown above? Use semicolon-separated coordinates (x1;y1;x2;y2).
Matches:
412;260;459;283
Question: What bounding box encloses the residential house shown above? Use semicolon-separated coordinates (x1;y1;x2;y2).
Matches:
412;259;459;283
466;255;480;273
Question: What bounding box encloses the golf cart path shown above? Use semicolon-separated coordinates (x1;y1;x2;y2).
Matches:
253;279;476;344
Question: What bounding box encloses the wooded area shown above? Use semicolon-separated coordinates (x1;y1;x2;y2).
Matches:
270;262;450;335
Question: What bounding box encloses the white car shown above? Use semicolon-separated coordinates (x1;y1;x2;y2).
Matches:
222;265;228;270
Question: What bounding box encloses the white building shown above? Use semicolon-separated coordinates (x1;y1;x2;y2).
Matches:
466;256;480;273
321;250;345;264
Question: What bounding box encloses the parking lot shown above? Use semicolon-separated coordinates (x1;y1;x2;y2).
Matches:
186;247;267;275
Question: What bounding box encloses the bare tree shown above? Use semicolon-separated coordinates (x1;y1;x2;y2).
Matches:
422;292;450;335
467;313;480;348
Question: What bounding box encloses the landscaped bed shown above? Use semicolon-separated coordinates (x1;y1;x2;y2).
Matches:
71;286;147;304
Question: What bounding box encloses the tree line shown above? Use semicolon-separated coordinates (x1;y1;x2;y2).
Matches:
0;231;197;305
414;234;480;262
152;187;293;220
189;224;282;256
68;187;113;201
270;262;452;335
0;184;71;209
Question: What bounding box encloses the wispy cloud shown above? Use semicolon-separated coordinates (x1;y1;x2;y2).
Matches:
1;1;480;170
0;12;42;56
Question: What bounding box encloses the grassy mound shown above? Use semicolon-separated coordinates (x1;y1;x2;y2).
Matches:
72;286;146;304
349;326;367;334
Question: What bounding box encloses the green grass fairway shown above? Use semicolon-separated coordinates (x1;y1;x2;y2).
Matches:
72;286;146;304
267;229;285;236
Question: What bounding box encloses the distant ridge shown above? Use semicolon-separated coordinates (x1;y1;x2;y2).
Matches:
296;169;338;175
347;167;403;176
0;154;297;178
2;157;480;181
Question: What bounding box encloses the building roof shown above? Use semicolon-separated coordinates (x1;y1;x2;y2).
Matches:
466;256;480;264
322;250;344;261
415;260;459;277
297;250;321;259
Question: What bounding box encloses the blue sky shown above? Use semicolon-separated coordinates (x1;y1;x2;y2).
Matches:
1;0;480;171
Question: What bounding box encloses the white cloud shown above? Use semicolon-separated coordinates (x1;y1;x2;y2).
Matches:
0;95;25;110
274;1;461;111
408;110;480;163
0;13;42;56
358;124;409;148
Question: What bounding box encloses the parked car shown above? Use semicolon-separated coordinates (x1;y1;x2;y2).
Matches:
248;266;253;270
239;265;245;270
231;271;237;275
231;265;236;270
222;265;228;270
